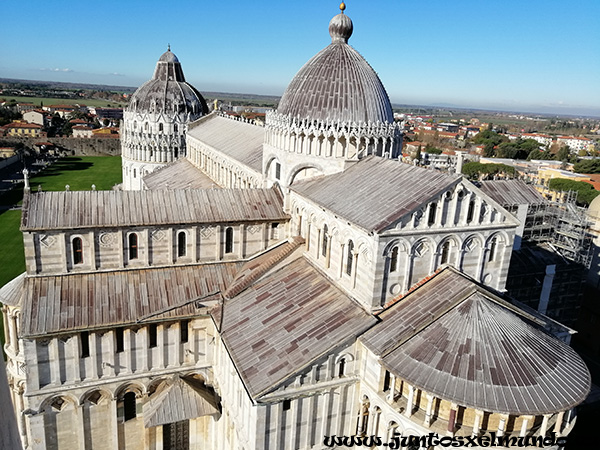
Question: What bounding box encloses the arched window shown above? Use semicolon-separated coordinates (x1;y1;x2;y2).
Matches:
357;398;370;436
428;202;437;226
488;237;497;262
467;199;475;223
322;225;328;257
177;231;186;257
346;240;354;276
390;246;398;273
383;370;391;392
225;227;234;254
128;233;138;260
72;237;83;264
338;358;346;377
123;392;136;421
275;162;281;180
441;241;450;265
158;123;163;132
173;124;178;133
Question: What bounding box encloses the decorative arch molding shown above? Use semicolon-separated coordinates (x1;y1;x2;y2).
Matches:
462;233;484;252
485;230;510;246
286;163;325;186
382;239;409;256
436;235;460;253
147;377;171;398
114;382;145;400
40;394;79;413
410;237;435;257
79;388;112;406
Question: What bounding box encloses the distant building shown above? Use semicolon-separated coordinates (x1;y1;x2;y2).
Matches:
1;121;44;137
22;110;50;127
72;125;94;138
557;135;594;153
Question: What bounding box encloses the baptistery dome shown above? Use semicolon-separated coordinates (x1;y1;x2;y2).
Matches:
128;49;208;116
121;48;209;190
277;7;393;124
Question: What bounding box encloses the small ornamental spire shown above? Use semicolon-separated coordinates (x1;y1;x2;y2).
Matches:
340;2;346;13
168;43;171;51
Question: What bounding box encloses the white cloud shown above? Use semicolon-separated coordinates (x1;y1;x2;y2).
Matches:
38;68;74;73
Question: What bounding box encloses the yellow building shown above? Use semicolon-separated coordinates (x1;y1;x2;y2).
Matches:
536;167;591;201
3;121;44;137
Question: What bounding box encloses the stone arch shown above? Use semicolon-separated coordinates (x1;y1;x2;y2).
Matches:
436;235;460;267
40;394;79;413
79;388;112;406
286;163;325;186
461;233;484;252
382;239;409;257
147;377;171;398
485;230;509;247
114;382;145;400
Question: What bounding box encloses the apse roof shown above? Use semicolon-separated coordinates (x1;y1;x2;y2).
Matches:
361;268;591;415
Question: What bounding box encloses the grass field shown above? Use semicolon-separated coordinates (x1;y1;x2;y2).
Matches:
1;95;127;108
1;156;123;206
0;156;122;349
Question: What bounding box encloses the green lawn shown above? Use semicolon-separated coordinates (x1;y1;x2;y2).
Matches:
0;156;122;349
1;95;127;108
1;156;123;206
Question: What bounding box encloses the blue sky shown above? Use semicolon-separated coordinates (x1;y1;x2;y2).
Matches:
2;0;599;116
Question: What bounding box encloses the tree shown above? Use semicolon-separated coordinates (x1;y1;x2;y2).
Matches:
573;159;600;174
548;178;600;206
556;146;571;162
461;162;515;180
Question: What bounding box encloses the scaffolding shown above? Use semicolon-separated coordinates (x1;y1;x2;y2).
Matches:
519;190;593;268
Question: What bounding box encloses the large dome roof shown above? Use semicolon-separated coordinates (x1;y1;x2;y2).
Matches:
277;7;394;124
128;48;208;116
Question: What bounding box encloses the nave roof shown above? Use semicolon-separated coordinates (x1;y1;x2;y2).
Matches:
21;186;286;231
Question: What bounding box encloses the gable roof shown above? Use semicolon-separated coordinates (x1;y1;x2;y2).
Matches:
216;256;376;399
21;187;287;230
290;156;459;232
19;262;242;337
188;114;265;173
143;158;218;190
361;268;590;415
479;179;547;207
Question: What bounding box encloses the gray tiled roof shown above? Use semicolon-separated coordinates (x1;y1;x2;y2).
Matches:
128;50;208;115
187;115;264;173
143;376;219;428
277;13;393;124
20;263;242;337
362;268;591;415
217;257;376;399
0;272;25;307
21;187;287;230
143;159;219;190
479;179;547;207
291;156;459;232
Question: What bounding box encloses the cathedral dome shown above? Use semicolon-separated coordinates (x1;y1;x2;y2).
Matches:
128;48;208;116
277;6;393;124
